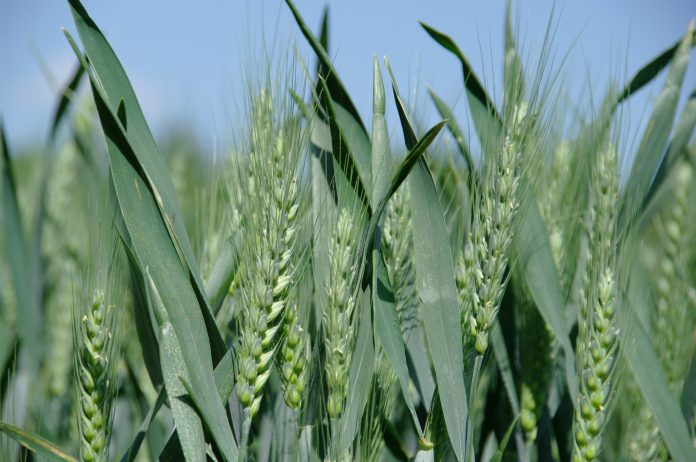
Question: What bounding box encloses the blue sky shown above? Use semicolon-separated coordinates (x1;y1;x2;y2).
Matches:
1;0;695;152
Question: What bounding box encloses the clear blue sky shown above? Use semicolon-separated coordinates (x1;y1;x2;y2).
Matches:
1;0;695;152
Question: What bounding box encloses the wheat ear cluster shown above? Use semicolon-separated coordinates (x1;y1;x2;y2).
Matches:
236;92;301;418
382;185;419;337
630;160;694;460
573;143;619;462
324;207;357;419
653;161;693;387
519;296;555;445
542;141;571;276
76;290;116;462
467;103;526;354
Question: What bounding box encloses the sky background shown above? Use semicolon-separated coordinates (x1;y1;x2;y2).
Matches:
1;0;695;154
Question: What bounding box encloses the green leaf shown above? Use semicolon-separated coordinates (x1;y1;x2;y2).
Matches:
622;316;696;461
405;322;435;411
491;324;519;415
119;233;163;389
514;196;578;401
642;87;696;216
285;0;366;134
357;119;446;274
681;352;696;423
623;22;693;215
66;0;225;362
0;421;78;462
144;269;209;462
489;416;519;462
0;123;38;367
49;61;84;143
373;249;423;436
371;56;390;206
119;387;166;462
316;76;372;212
387;71;468;461
0;324;13;377
158;349;240;460
316;6;330;78
88;79;237;460
335;103;373;196
420;21;502;152
616;29;696;104
428;88;476;175
339;289;375;454
409;152;468;461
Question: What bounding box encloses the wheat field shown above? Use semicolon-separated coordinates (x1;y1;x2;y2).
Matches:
1;1;695;461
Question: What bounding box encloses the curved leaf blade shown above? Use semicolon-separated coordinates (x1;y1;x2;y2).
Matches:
285;0;366;133
623;22;693;216
67;0;225;361
373;250;423;436
409;151;468;462
0;421;77;462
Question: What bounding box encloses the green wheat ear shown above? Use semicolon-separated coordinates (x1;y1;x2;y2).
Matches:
518;291;555;445
630;160;695;460
468;102;527;354
573;142;620;462
324;207;358;419
382;184;418;337
76;290;117;462
235;87;303;419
